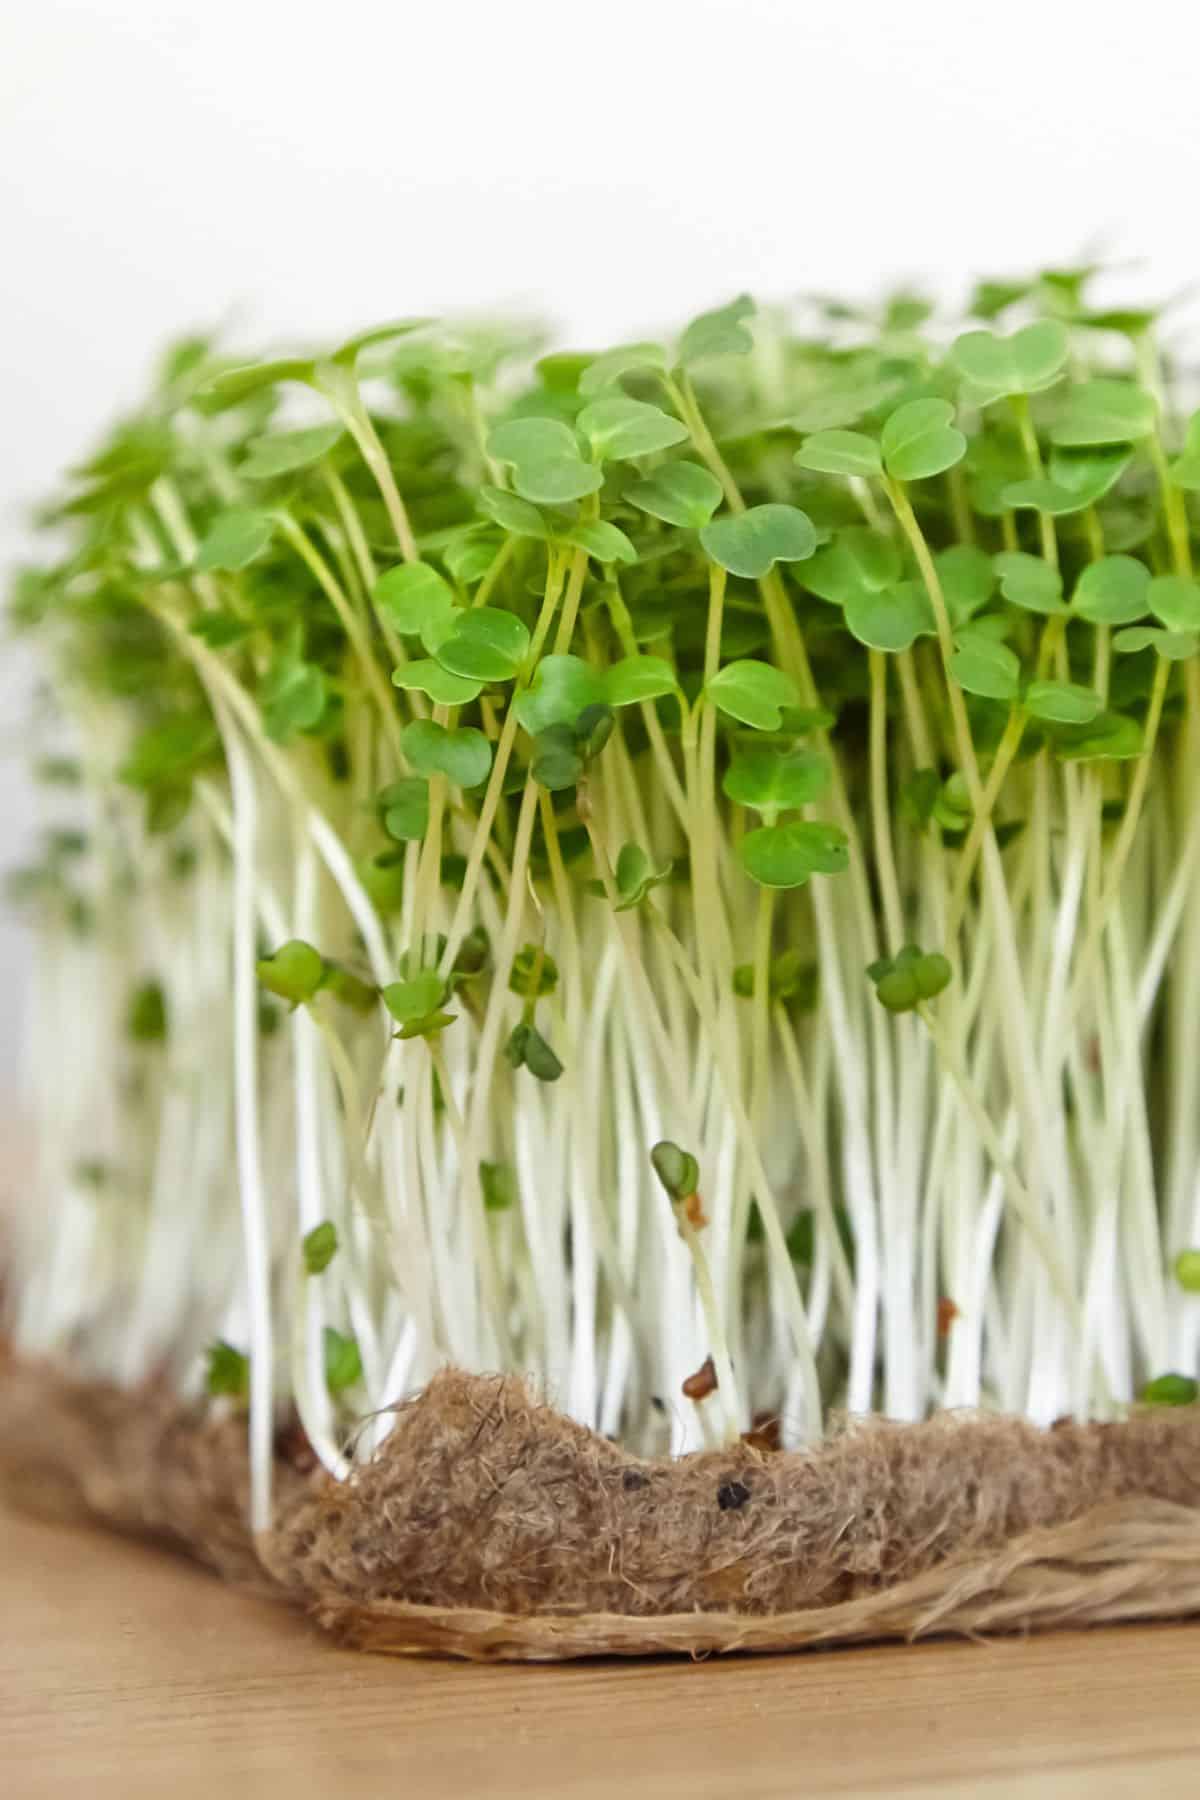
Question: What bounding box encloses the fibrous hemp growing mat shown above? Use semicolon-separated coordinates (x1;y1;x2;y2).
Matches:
3;1358;1199;1661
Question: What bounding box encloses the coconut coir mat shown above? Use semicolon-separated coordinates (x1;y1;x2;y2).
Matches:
2;1358;1199;1661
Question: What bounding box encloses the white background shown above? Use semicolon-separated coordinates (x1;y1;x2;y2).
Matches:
2;0;1198;1075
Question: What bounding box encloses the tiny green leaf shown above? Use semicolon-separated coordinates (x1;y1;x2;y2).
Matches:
1140;1372;1198;1407
512;458;604;505
578;342;668;395
1051;379;1157;446
803;529;900;606
881;400;966;481
205;1340;249;1399
530;725;583;791
576;395;688;461
1147;575;1200;633
604;656;678;708
937;545;995;623
994;551;1066;615
509;945;559;999
382;971;452;1038
1053;710;1143;762
323;1326;362;1394
380;776;430;842
732;948;818;1008
260;656;327;743
392;659;483;706
722;746;829;816
194;508;275;572
1112;626;1199;661
480;1160;517;1212
794;430;882;479
127;979;168;1044
374;561;458;651
205;358;316;405
868;945;953;1012
256;940;325;1005
738;820;849;888
1172;1249;1200;1294
476;486;549;538
844;582;935;652
625;460;723;527
1023;680;1102;725
488;417;580;466
302;1221;339;1275
650;1139;700;1199
1004;445;1131;515
949;321;1069;402
190;609;252;648
679;294;755;365
435;608;530;682
328;318;430;366
401;719;493;788
504;1021;564;1082
950;630;1022;701
611;842;673;910
1072;555;1151;625
513;656;607;736
564;520;638;564
700;504;817;578
240;423;343;479
706;659;802;730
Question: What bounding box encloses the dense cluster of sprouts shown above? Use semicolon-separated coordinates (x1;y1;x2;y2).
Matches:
9;272;1200;1533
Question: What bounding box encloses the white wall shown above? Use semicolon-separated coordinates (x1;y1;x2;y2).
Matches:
2;0;1198;1075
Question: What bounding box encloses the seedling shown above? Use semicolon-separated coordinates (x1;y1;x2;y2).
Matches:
10;272;1200;1541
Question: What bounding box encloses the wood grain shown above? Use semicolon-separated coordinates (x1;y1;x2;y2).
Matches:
3;1503;1198;1798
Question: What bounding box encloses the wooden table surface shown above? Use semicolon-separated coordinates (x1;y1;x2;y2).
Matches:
2;1503;1197;1799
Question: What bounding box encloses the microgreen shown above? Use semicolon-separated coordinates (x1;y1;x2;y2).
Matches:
678;294;755;365
379;777;431;842
880;399;967;481
1050;379;1157;446
705;660;802;729
127;979;168;1044
401;720;492;788
240;424;343;479
302;1221;339;1275
650;1140;700;1200
867;946;953;1012
993;552;1066;615
575;395;688;461
20;270;1200;1509
504;1021;564;1081
323;1326;363;1394
374;562;458;649
256;941;325;1005
722;746;829;817
625;461;723;527
608;842;673;910
1139;1373;1198;1407
699;504;816;578
205;1341;250;1400
1072;555;1151;624
194;507;276;572
949;321;1069;402
738;819;849;888
382;972;456;1040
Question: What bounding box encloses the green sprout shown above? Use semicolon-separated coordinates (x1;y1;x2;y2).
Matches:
302;1221;339;1275
13;268;1200;1536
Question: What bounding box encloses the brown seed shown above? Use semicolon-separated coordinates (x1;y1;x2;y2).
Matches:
682;1355;718;1400
741;1411;782;1453
937;1296;960;1339
684;1191;709;1230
